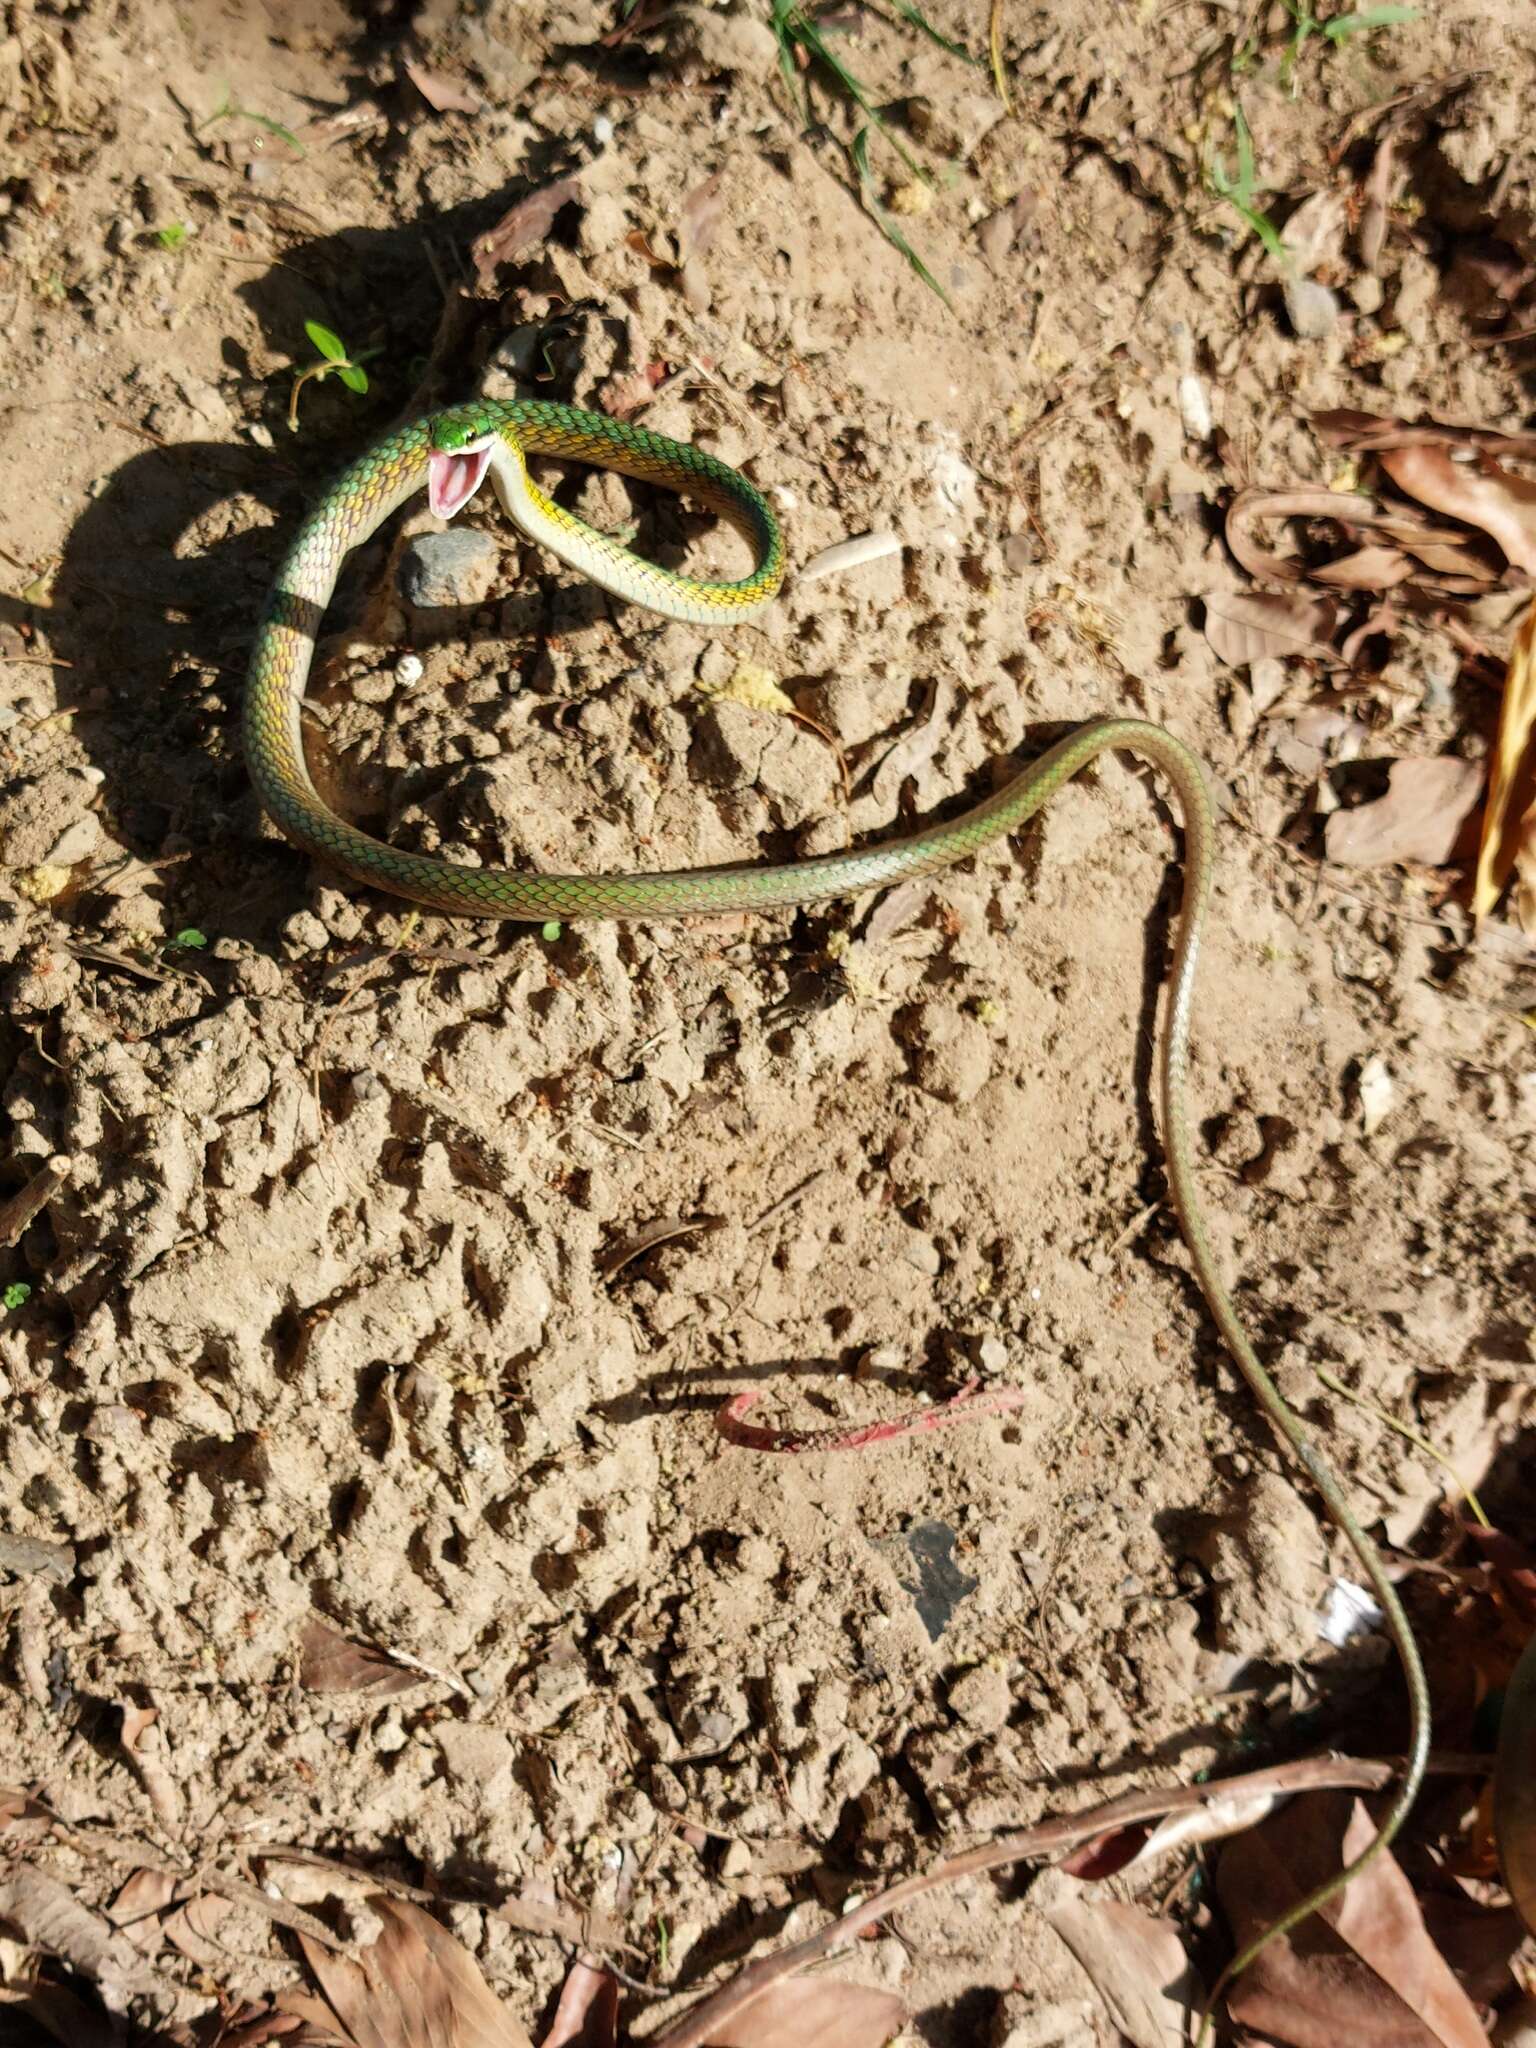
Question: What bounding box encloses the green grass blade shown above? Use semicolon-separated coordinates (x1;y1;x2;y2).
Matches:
1324;3;1418;36
851;126;952;310
788;9;929;181
889;0;975;63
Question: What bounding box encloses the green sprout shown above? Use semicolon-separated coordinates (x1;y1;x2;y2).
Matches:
1278;0;1418;84
172;928;208;949
540;921;562;943
288;320;381;433
152;222;191;251
851;128;952;309
1206;104;1285;262
3;1282;31;1311
202;87;305;156
769;0;956;310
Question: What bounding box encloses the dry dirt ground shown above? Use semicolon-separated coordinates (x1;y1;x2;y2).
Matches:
1;0;1534;2040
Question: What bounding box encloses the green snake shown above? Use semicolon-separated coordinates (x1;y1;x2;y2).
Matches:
243;398;1430;2013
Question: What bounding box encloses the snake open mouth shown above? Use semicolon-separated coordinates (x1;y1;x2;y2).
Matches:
427;436;495;519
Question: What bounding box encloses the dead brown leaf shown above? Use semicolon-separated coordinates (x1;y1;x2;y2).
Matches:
472;175;584;291
1226;487;1382;584
1043;1896;1200;2048
1312;545;1415;590
702;1974;906;2048
1324;758;1484;869
299;1619;420;1698
1203;589;1340;668
598;1214;722;1277
543;1962;617;2048
107;1867;177;1954
402;58;480;114
163;1888;234;1960
1313;408;1536;459
300;1895;535;2048
1216;1792;1488;2048
1495;1626;1536;1936
1473;599;1536;926
1380;445;1536;578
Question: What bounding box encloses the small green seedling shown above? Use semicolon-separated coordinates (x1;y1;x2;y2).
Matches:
1206;104;1285;262
1279;0;1418;84
152;222;191;251
3;1282;31;1311
288;320;381;433
202;86;305;156
540;921;562;943
172;928;208;949
851;128;953;309
769;0;958;309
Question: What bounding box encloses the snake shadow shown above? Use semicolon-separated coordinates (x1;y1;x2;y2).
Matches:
16;157;616;957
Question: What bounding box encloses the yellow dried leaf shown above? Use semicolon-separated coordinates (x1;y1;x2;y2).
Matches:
1474;601;1536;925
706;663;794;715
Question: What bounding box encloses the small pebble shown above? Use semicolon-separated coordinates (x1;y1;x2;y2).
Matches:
1282;275;1339;340
394;652;425;687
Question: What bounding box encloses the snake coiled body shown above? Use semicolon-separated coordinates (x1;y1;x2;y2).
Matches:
243;399;1429;2008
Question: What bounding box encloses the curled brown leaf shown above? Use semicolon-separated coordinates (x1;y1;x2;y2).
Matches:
299;1894;535;2048
1216;1794;1487;2048
1473;599;1536;925
1313;407;1536;459
1311;544;1414;590
1379;445;1536;577
472;175;584;291
402;59;480;115
1043;1894;1200;2048
1226;488;1384;584
1203;589;1340;669
298;1619;419;1698
701;1975;905;2048
1323;757;1484;869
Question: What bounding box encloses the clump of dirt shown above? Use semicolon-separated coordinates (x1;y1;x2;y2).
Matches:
1;0;1534;2038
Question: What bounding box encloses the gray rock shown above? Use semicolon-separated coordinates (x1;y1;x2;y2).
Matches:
1282;275;1339;340
0;769;97;869
399;528;500;609
690;700;766;789
41;814;100;868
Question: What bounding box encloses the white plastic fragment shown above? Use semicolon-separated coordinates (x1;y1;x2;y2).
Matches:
394;653;425;687
1358;1053;1395;1137
1178;373;1212;442
1317;1577;1384;1648
797;530;903;585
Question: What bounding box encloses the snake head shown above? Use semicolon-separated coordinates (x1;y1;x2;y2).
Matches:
427;405;499;519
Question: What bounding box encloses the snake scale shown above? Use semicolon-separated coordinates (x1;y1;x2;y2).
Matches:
243;398;1430;2016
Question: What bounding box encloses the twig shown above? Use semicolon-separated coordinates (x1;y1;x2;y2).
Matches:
0;1154;72;1248
715;1378;1034;1454
1316;1368;1491;1528
988;0;1012;113
650;1751;1482;2048
748;1168;831;1236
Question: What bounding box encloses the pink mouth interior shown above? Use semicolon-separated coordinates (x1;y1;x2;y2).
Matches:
428;441;493;519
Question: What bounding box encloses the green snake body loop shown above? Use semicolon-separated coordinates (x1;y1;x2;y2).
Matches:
243;401;1429;2013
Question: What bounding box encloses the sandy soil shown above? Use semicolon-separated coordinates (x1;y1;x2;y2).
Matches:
1;0;1534;2038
